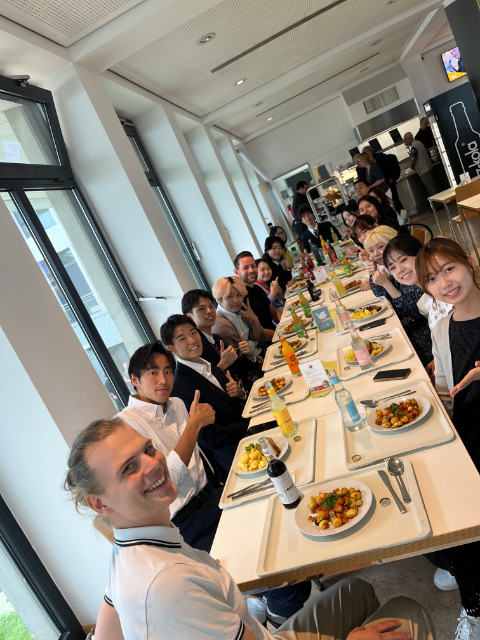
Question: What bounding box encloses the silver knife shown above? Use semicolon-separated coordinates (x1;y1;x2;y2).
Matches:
231;480;273;501
377;470;407;514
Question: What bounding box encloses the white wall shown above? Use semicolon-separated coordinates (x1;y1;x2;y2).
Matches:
244;96;355;178
348;77;416;126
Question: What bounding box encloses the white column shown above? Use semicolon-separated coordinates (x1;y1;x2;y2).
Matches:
44;63;196;333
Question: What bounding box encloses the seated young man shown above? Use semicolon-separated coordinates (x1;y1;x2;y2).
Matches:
161;314;250;428
67;420;435;640
116;341;245;546
298;204;334;252
182;288;255;390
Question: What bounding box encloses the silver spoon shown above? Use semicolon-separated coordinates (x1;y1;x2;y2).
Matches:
386;457;411;503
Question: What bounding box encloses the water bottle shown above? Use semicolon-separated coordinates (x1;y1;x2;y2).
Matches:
326;370;365;431
347;322;374;370
332;294;351;329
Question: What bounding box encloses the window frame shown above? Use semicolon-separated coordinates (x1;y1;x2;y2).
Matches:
121;121;211;291
0;74;157;407
0;495;85;639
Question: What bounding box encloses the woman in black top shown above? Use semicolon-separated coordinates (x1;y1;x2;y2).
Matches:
262;236;293;292
356;152;389;192
369;185;400;215
358;196;399;230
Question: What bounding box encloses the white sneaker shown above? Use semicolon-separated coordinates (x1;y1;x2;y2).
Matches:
434;567;458;590
245;596;267;624
455;608;480;640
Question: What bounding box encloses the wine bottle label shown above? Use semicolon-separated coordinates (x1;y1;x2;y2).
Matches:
340;310;351;324
273;407;295;434
354;346;372;366
343;265;352;276
270;469;300;505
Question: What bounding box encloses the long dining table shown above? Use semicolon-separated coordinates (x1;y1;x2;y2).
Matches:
211;274;480;594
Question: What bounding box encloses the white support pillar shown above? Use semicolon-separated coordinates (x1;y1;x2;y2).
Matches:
44;63;196;334
134;103;235;283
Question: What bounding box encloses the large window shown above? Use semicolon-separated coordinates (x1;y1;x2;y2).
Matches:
121;120;210;291
0;76;155;408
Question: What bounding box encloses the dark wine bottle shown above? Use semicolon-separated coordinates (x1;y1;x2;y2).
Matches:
258;437;301;509
306;279;321;301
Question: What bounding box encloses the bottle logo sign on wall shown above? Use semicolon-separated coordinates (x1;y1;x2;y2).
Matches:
450;101;480;177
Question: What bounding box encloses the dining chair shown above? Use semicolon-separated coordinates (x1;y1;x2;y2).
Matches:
454;178;480;260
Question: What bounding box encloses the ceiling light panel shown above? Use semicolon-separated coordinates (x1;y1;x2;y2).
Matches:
216;18;416;138
112;0;426;117
0;0;145;45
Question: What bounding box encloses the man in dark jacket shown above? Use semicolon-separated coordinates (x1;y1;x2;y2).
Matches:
292;180;309;237
363;145;403;213
298;204;333;251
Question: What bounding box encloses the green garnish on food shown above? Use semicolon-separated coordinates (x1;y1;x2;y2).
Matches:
245;443;260;452
388;403;405;417
322;493;339;509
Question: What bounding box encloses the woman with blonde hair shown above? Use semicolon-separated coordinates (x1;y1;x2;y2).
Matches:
356;152;390;195
212;276;264;376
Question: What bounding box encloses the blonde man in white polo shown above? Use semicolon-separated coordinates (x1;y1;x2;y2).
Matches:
65;419;435;640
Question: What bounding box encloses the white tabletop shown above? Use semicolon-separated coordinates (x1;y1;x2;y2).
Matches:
427;187;456;203
211;284;480;590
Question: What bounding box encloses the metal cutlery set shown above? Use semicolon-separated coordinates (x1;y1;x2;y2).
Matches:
378;456;411;514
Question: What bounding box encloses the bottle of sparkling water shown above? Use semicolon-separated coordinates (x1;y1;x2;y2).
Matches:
347;322;374;370
326;370;365;431
333;294;351;329
264;382;298;438
290;308;306;338
311;244;324;267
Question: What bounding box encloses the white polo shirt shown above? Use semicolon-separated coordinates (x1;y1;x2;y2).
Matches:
116;397;206;517
104;525;275;640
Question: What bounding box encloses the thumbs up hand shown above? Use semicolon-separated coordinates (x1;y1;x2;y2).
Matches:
225;370;245;398
218;340;237;371
238;332;254;358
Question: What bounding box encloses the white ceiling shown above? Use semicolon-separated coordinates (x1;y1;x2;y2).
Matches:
0;0;446;139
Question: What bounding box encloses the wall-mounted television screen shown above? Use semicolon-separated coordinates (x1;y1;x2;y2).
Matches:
441;47;467;83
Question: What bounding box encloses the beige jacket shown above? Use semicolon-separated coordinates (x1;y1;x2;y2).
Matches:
213;311;265;354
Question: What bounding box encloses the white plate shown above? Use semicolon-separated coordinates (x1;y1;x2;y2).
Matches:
344;339;391;367
295;479;373;537
253;375;293;401
234;436;288;476
273;337;307;358
349;302;386;324
367;395;431;434
278;318;314;335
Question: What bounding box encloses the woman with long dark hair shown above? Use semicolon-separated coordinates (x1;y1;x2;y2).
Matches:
262;236;293;291
358;196;399;230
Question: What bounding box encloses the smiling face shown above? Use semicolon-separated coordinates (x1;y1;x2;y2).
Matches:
86;426;178;529
426;257;475;305
358;200;379;220
257;261;273;284
301;211;316;228
131;353;174;406
354;182;369;199
220;285;244;313
344;211;357;227
357;224;377;245
368;239;388;265
386;253;418;286
274;228;287;242
169;322;203;362
187;296;216;331
235;256;257;285
267;242;284;261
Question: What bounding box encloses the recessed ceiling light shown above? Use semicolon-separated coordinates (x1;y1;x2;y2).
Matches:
360;67;369;72
267;117;273;121
372;40;382;45
196;33;216;45
235;78;247;85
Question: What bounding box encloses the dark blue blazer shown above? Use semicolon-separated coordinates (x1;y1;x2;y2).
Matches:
172;362;249;473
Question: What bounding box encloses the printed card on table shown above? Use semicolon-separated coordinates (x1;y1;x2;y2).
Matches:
312;305;335;332
299;359;331;397
313;266;328;284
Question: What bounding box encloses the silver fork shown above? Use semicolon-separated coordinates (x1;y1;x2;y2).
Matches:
360;390;416;408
